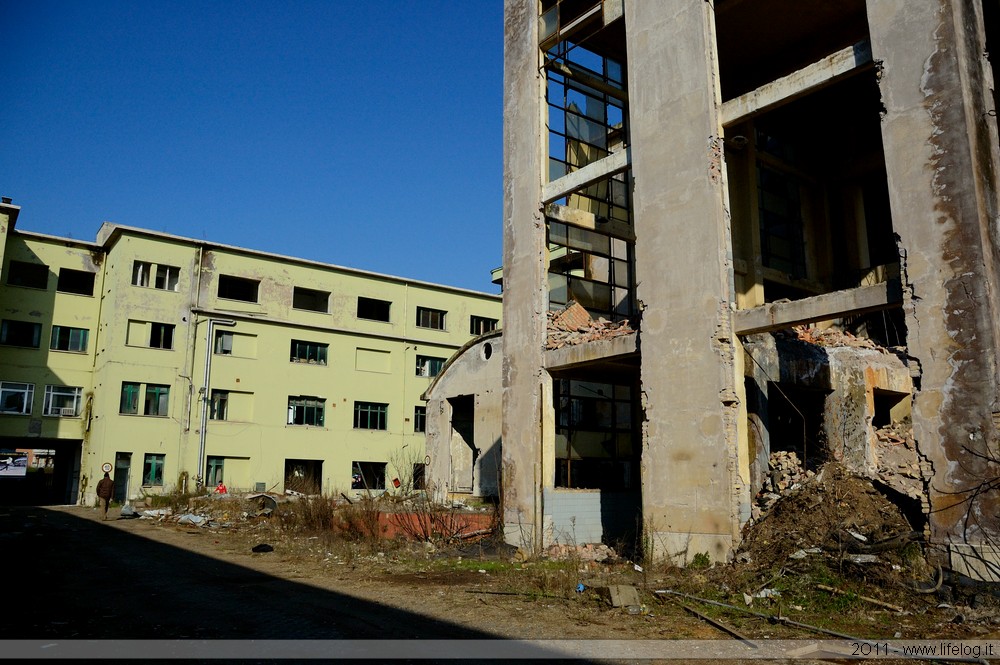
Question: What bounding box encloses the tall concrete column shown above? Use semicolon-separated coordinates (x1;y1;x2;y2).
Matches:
868;0;1000;558
501;0;548;551
624;0;748;563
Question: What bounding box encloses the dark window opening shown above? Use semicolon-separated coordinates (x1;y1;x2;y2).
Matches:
766;382;828;470
210;390;229;421
413;405;426;433
412;463;426;490
352;461;386;490
6;261;49;289
872;388;909;429
144;384;170;416
416;306;446;330
284;458;322;494
50;325;88;352
354;401;388;430
287;396;325;427
470;315;499;335
0;320;41;348
142;453;164;486
415;355;446;377
218;275;259;303
293;287;330;313
290;339;328;365
149;323;174;350
56;268;95;296
554;379;637;490
357;297;391;322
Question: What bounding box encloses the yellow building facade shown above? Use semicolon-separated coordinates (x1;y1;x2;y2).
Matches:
0;200;500;506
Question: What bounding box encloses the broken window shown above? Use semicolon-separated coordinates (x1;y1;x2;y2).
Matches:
142;453;164;486
293;287;330;313
50;325;88;353
210;390;229;421
6;260;49;289
133;261;179;291
0;320;42;348
284;459;322;494
154;265;179;291
206;456;224;486
554;378;637;490
217;275;259;303
352;461;386;490
416;307;447;330
132;261;152;287
290;339;328;365
470;315;499;335
0;382;34;415
415;355;446;378
413;405;426;433
353;401;387;430
144;384;170;416
119;382;140;415
149;323;174;350
43;385;82;417
357;296;391;322
287;396;325;426
55;268;95;296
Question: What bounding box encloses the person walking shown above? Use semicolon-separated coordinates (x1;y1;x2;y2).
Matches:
96;472;114;520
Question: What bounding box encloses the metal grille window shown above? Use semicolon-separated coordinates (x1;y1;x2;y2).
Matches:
6;260;49;289
414;406;426;433
415;307;446;330
142;453;164;486
43;385;82;417
149;323;174;350
0;320;41;348
290;339;328;365
415;356;446;378
469;316;498;335
144;384;170;416
210;390;229;421
287;396;325;426
353;401;388;430
0;382;34;415
50;326;88;353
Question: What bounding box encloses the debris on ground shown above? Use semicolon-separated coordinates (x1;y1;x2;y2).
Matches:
872;420;925;500
544;542;619;563
546;301;634;350
785;324;886;351
754;450;814;515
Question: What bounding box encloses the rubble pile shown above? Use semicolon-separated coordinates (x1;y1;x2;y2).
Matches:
546;301;634;350
787;324;885;351
873;421;924;500
544;542;619;563
755;450;814;513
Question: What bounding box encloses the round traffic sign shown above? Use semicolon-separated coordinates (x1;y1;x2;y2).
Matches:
101;462;113;474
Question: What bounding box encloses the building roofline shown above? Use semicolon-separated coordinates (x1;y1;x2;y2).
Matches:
91;222;502;300
12;228;103;250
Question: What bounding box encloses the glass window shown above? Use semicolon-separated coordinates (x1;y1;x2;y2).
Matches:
0;320;41;348
413;405;426;433
119;382;140;415
56;268;95;296
210;390;229;421
50;326;89;353
287;396;325;426
149;323;174;350
0;382;34;415
43;385;82;417
292;287;330;313
353;402;388;430
290;340;328;365
416;307;446;330
142;453;164;486
144;384;170;416
415;356;446;378
6;260;49;289
470;316;499;335
357;297;391;322
217;275;259;303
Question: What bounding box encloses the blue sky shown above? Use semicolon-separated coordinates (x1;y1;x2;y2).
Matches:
1;1;504;293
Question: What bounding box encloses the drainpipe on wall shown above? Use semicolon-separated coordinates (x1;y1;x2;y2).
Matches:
196;318;236;488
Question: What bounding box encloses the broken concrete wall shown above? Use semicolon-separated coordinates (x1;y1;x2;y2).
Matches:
868;0;1000;560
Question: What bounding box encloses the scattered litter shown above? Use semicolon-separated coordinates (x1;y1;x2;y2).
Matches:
177;514;206;526
119;505;139;519
847;530;868;542
754;588;781;599
477;569;486;574
843;553;879;564
576;583;586;593
816;584;902;612
633;563;643;572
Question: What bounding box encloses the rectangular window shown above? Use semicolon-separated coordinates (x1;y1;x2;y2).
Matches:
352;461;386;490
290;339;328;365
218;275;259;303
119;382;140;415
0;320;42;348
206;456;224;487
144;384;170;417
6;260;49;289
470;315;499;335
287;396;325;427
56;268;96;296
416;306;446;330
292;287;330;313
43;385;82;417
210;390;229;421
415;355;446;378
154;265;179;291
50;326;89;353
214;330;233;355
353;401;388;430
414;405;426;433
132;261;151;287
0;382;34;415
357;296;391;322
413;463;426;490
142;453;164;486
149;323;174;350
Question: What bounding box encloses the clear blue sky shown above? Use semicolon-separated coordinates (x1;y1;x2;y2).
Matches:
1;1;504;293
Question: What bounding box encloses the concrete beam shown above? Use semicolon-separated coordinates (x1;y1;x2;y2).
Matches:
543;332;637;370
545;203;635;242
541;148;630;204
721;40;873;126
733;281;902;335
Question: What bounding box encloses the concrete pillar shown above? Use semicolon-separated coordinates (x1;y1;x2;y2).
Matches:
624;0;749;563
501;0;548;551
867;0;1000;553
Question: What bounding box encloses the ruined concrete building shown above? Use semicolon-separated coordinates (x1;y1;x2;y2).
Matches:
499;0;1000;577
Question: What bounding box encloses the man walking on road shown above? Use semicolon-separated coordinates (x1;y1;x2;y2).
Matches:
96;472;114;520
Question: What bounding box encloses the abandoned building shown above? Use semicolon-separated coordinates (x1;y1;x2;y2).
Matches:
0;199;500;506
497;0;1000;578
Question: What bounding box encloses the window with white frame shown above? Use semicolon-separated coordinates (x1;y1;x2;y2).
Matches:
415;355;446;378
132;261;179;291
43;385;82;417
0;382;34;415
